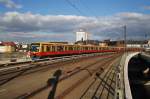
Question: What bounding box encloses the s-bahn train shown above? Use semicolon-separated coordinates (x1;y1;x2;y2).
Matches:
28;42;142;59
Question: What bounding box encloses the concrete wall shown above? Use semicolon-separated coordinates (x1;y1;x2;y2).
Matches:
124;52;140;99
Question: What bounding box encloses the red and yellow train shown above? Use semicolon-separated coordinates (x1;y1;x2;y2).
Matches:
28;42;142;59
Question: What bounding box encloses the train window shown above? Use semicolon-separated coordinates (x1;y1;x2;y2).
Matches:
82;47;84;50
76;46;78;50
43;45;47;52
52;46;55;52
41;46;44;52
72;46;74;51
77;47;79;50
57;46;64;51
93;47;95;50
74;46;76;50
49;46;52;51
30;43;40;52
95;47;97;50
89;47;91;50
31;45;40;52
64;46;68;51
68;46;73;51
83;47;85;50
47;46;50;52
85;47;88;50
87;46;89;50
80;47;83;51
64;46;66;51
73;47;76;51
98;47;100;50
86;47;88;50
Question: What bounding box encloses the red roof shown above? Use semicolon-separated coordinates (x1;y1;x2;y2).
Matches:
0;42;16;46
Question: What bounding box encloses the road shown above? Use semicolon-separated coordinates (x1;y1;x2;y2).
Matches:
0;53;122;99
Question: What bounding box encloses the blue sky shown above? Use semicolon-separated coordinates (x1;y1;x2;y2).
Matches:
1;0;150;15
0;0;150;42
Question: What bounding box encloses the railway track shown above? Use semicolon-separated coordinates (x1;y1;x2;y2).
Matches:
0;53;115;68
19;53;122;99
0;53;121;99
0;54;94;70
54;55;121;99
0;53;114;72
0;53;116;86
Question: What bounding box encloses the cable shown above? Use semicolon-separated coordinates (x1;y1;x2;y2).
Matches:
65;0;85;15
78;0;97;17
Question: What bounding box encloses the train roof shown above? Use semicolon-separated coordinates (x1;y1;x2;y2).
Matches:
31;42;106;47
31;42;68;44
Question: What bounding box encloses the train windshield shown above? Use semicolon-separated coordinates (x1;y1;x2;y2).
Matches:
30;44;40;52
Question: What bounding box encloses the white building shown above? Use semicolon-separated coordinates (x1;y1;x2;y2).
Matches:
76;30;88;41
127;44;141;48
144;40;150;51
148;40;150;46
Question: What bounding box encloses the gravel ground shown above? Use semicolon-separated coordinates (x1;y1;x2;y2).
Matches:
0;54;117;99
0;52;30;64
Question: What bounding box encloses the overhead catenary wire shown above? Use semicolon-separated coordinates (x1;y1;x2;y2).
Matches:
65;0;100;40
65;0;89;41
65;0;86;15
78;0;98;17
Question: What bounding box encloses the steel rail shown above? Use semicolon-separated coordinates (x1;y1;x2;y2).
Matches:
80;56;121;99
0;53;115;72
55;55;121;99
0;54;115;86
16;54;120;99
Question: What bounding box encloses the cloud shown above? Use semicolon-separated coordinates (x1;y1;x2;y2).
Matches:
0;11;150;42
142;5;150;10
0;0;22;8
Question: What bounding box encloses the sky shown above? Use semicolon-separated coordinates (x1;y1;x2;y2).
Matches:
0;0;150;42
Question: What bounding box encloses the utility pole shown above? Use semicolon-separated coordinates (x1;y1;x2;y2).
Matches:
123;25;127;53
145;33;147;41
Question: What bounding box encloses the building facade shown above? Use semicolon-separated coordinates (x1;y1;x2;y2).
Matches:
76;30;88;42
0;42;16;53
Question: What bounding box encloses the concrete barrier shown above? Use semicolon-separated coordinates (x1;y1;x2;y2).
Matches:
140;53;150;63
124;52;140;99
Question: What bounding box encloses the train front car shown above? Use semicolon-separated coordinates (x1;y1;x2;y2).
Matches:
29;43;41;59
